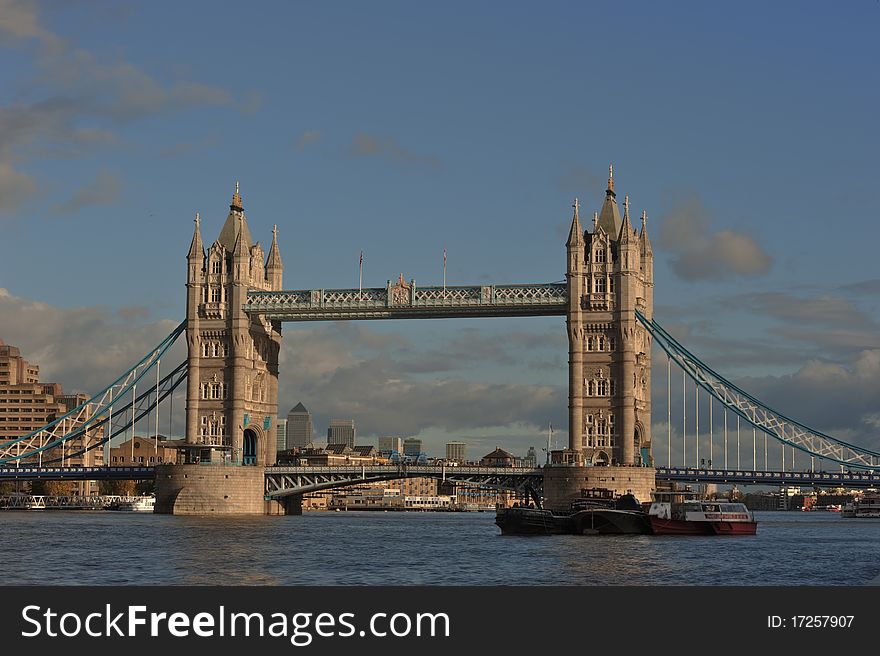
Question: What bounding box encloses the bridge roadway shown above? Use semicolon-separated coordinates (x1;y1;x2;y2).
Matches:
3;465;879;491
263;464;544;498
656;467;880;488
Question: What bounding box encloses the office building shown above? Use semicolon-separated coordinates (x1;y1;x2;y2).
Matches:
327;419;356;448
286;402;313;449
0;339;103;467
276;418;287;455
403;437;423;456
445;441;466;463
378;436;403;455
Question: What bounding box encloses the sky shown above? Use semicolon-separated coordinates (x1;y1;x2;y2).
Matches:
0;0;878;461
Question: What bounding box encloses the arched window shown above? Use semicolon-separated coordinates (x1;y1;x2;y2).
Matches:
587;336;594;351
595;248;606;264
587;380;595;396
598;336;605;351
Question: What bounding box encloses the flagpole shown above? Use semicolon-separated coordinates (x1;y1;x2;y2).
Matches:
358;250;363;298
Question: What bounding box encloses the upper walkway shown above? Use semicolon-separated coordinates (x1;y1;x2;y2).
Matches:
244;283;568;321
656;467;880;488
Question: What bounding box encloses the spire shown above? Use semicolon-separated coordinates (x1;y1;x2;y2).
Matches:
267;223;283;268
231;180;243;211
217;182;252;252
566;197;584;247
596;163;622;238
233;212;248;256
618;194;634;243
640;209;652;254
187;211;204;259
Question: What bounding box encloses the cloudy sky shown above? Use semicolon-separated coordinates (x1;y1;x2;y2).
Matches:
1;1;878;461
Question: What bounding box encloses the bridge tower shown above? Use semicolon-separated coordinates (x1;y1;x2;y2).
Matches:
565;166;654;468
184;183;284;468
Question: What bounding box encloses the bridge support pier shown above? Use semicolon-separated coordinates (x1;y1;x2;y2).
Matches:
277;495;303;515
542;464;656;511
154;464;267;515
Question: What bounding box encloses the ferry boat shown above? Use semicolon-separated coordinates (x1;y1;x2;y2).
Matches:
112;495;155;512
495;488;651;536
648;491;757;535
841;493;880;518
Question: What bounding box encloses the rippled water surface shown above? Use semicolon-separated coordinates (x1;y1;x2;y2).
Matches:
2;510;878;585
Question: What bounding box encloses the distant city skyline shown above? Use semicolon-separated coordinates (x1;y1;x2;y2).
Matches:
0;2;877;459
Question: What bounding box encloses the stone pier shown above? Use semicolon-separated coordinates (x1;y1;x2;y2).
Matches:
542;464;656;511
154;464;274;515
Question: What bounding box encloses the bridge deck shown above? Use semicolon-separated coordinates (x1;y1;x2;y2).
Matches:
245;284;568;321
656;467;880;488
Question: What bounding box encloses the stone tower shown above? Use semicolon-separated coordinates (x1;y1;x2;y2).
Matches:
185;183;284;466
565;166;653;466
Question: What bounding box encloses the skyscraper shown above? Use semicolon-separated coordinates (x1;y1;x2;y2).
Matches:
445;441;466;463
403;437;422;456
275;418;287;455
378;436;402;455
327;419;356;448
286;402;313;449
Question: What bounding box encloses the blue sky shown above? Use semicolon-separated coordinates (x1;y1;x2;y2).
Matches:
1;1;878;460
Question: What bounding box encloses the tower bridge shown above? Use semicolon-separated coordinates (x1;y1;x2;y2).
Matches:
1;167;877;515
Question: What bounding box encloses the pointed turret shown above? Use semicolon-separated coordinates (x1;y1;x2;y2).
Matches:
618;194;635;243
596;163;622;238
187;212;205;285
217;181;252;252
233;213;248;256
266;223;283;290
640;209;652;254
566;198;584;247
188;212;204;259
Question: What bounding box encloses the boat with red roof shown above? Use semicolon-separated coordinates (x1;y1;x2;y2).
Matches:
647;490;757;535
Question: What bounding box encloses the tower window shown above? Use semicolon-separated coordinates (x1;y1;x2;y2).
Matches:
212;261;221;274
595;277;607;294
598;336;605;351
211;288;220;303
595;249;606;264
587;336;594;351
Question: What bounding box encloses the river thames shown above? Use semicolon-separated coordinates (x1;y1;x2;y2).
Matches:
2;510;879;586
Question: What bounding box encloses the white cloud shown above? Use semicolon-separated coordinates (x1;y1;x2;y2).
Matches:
657;195;772;280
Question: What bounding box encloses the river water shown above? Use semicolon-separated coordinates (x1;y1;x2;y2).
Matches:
2;510;878;585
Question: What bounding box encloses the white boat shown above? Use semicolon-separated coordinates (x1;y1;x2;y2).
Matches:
113;495;155;512
841;494;880;518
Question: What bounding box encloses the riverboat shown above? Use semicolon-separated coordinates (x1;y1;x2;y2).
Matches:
841;493;880;518
648;491;757;535
111;495;155;512
495;488;651;535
